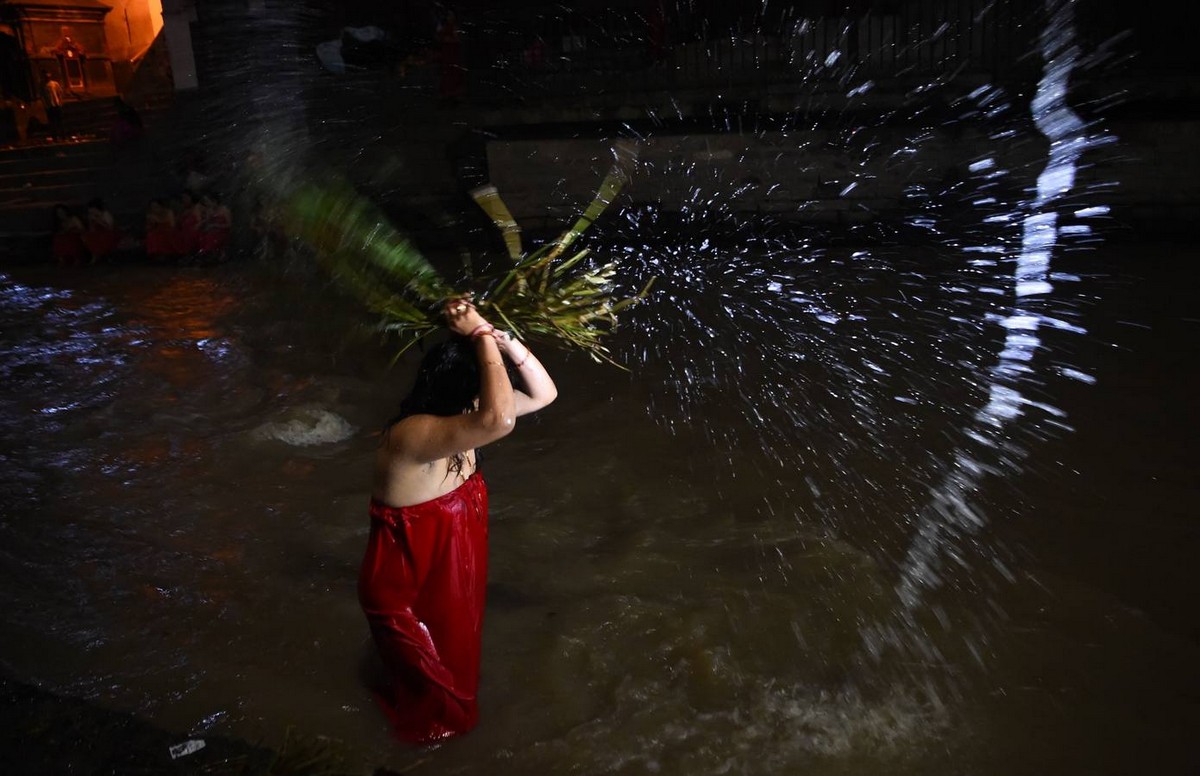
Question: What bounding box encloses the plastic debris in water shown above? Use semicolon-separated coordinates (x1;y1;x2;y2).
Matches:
169;739;206;759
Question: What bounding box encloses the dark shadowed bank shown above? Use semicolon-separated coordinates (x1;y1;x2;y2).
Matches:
0;671;415;776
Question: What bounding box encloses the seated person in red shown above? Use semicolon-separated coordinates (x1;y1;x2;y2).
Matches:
173;190;203;256
144;199;177;261
197;192;232;255
51;204;87;266
82;198;120;263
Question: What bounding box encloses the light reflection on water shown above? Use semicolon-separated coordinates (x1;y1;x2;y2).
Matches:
0;249;1198;774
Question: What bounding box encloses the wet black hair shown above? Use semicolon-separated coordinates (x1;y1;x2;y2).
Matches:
393;335;480;421
385;335;481;475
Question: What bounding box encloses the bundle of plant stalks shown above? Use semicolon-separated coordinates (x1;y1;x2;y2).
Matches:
281;141;652;367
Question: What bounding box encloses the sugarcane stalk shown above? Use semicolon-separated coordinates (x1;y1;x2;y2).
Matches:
469;184;524;261
281;143;650;367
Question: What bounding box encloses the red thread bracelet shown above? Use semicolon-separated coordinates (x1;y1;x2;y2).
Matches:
513;351;532;368
470;323;495;339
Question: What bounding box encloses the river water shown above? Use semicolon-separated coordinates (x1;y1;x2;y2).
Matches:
0;240;1197;775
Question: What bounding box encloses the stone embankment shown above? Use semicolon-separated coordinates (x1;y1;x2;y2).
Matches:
2;71;1195;265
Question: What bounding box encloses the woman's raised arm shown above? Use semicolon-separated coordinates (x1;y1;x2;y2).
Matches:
392;300;517;464
493;330;557;417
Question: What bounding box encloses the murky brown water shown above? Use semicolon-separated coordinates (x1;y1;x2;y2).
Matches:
1;241;1197;775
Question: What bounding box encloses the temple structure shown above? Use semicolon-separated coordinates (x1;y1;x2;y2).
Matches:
0;0;195;103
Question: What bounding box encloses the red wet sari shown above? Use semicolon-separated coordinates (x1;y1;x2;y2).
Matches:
358;470;489;744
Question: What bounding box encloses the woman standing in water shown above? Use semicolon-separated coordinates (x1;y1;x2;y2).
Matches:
359;298;557;744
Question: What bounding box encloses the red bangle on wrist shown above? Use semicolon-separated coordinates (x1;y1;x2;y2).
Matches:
470;323;495;339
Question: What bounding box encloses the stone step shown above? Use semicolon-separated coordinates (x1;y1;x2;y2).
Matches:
0;164;114;186
0;139;178;242
0;199;158;238
0;139;111;159
0;168;173;206
0;186;91;207
15;101;172;146
0;146;117;212
0;182;122;210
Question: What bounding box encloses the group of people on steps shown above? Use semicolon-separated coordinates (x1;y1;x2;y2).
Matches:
51;190;233;266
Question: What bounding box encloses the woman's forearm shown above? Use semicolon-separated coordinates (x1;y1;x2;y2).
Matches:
474;331;517;429
496;332;558;409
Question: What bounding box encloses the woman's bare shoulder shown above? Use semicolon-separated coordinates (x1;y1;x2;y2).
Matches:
381;414;449;460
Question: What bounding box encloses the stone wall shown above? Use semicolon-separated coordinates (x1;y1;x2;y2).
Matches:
483;118;1200;235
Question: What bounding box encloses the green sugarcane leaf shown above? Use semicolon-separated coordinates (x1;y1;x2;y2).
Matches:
470;184;524;261
280;146;642;369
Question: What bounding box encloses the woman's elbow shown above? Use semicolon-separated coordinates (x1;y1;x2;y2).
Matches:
529;388;558;413
479;408;517;438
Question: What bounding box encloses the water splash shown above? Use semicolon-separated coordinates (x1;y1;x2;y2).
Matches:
175;0;1128;724
252;406;357;447
870;0;1113;658
535;3;1131;698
